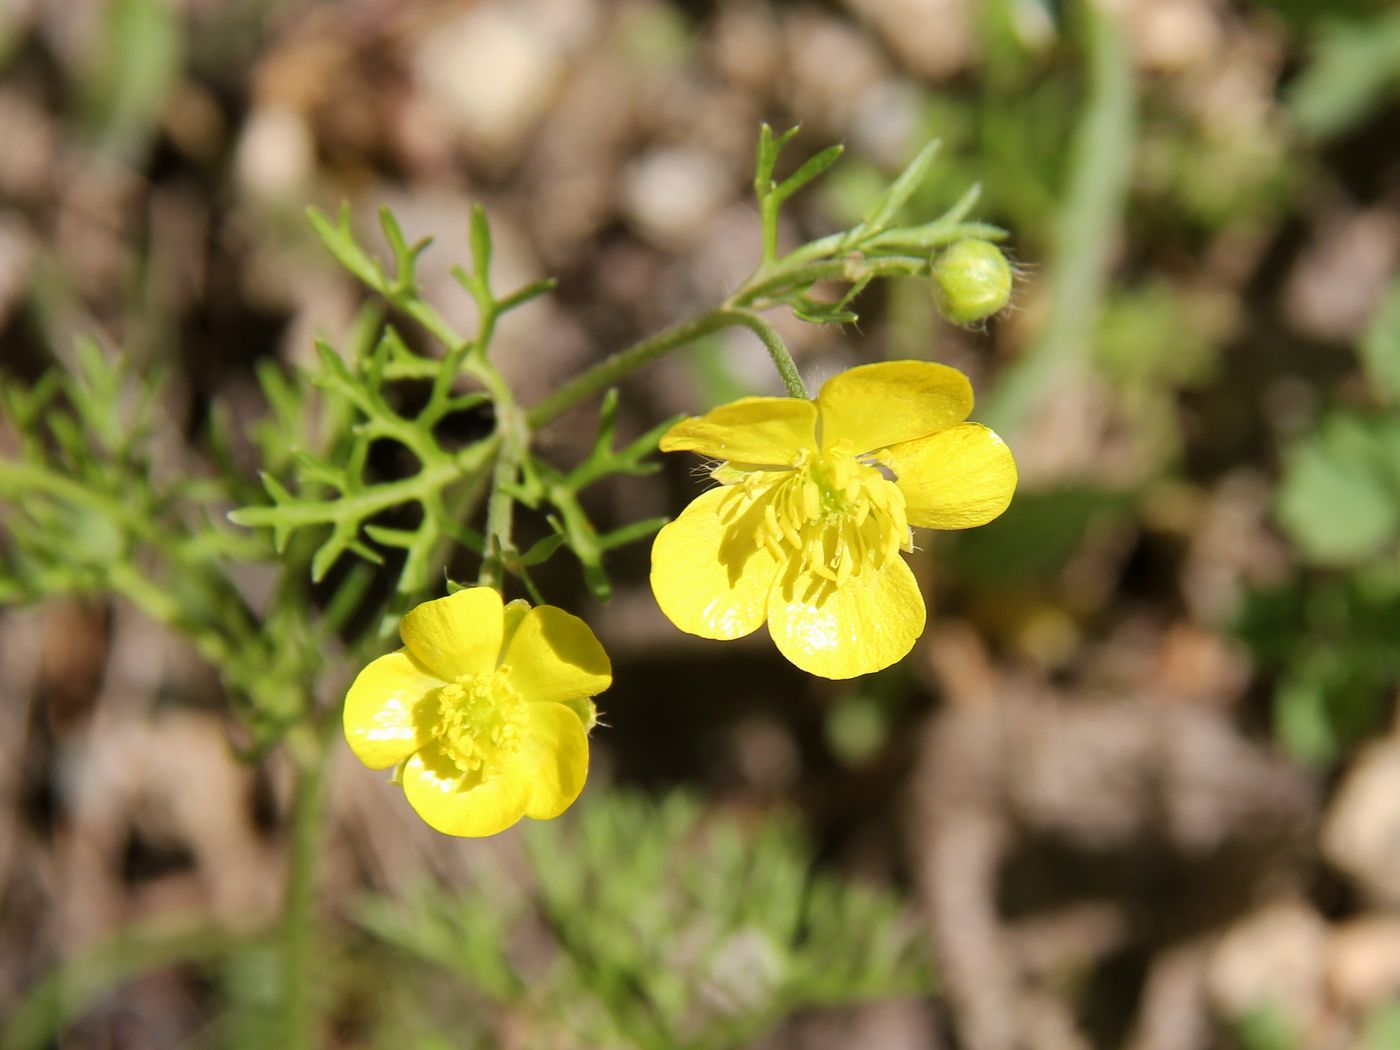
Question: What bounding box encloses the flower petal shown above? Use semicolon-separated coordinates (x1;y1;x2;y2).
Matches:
651;485;781;640
879;422;1018;530
501;597;531;655
517;702;590;821
342;650;441;769
766;557;926;679
401;744;530;837
503;606;612;702
816;361;972;454
660;397;817;465
400;587;504;680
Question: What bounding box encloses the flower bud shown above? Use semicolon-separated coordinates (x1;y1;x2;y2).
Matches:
930;239;1012;325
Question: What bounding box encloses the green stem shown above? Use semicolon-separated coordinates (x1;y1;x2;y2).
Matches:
471;356;527;590
726;309;807;398
282;719;333;1049
526;310;738;429
759;191;780;265
525;305;815;430
525;253;953;424
460;217;995;430
478;420;523;590
982;3;1134;433
232;440;498;531
733;255;929;310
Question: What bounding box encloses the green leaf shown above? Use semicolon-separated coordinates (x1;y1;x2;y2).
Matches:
1277;413;1400;566
469;204;492;286
754;123;801;194
791;281;868;326
1288;12;1400;139
307;204;383;291
0;370;60;428
229;473;298;551
311;521;359;582
791;304;858;325
362;524;417;549
515;534;565;567
497;277;558;314
254;359;302;428
378;206;431;293
861;139;941;234
598;516;668;551
772;145;844;206
594;387;620;451
1360;278;1400;403
936;181;983;227
82;0;183;162
291;450;345;490
346;538;384;566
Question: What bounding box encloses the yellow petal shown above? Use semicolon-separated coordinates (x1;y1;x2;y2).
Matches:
502;606;612;702
879;423;1018;530
766;557;926;679
400;587;504;681
401;745;530;837
501;598;531;656
650;485;780;639
815;361;972;454
660;397;817;465
342;650;441;769
518;702;590;820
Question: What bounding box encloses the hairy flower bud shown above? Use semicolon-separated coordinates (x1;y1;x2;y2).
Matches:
930;239;1013;325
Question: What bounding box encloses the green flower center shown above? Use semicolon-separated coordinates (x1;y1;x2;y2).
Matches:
717;447;910;584
432;669;528;777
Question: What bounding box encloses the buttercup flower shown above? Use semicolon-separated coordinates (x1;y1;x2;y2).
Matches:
650;361;1017;679
343;587;609;837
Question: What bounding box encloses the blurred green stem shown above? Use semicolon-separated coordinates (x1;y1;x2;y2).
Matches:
282;718;334;1049
983;1;1134;434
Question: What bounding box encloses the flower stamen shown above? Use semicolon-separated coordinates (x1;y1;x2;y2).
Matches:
718;448;908;583
432;669;528;778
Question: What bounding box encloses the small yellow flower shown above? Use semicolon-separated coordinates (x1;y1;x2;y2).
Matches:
343;587;609;837
650;360;1017;679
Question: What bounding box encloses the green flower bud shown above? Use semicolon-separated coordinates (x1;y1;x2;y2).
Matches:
930;239;1013;325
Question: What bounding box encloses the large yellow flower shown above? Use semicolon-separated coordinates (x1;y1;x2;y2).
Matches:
650;361;1017;679
343;587;609;837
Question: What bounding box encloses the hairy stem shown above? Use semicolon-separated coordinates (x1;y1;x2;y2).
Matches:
725;309;807;398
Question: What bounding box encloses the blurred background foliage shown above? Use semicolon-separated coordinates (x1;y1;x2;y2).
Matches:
3;0;1400;1048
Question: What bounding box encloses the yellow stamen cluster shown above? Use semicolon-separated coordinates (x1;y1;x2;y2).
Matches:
716;447;910;585
432;669;527;777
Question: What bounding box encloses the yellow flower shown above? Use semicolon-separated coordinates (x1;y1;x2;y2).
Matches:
343;587;609;837
650;361;1017;679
